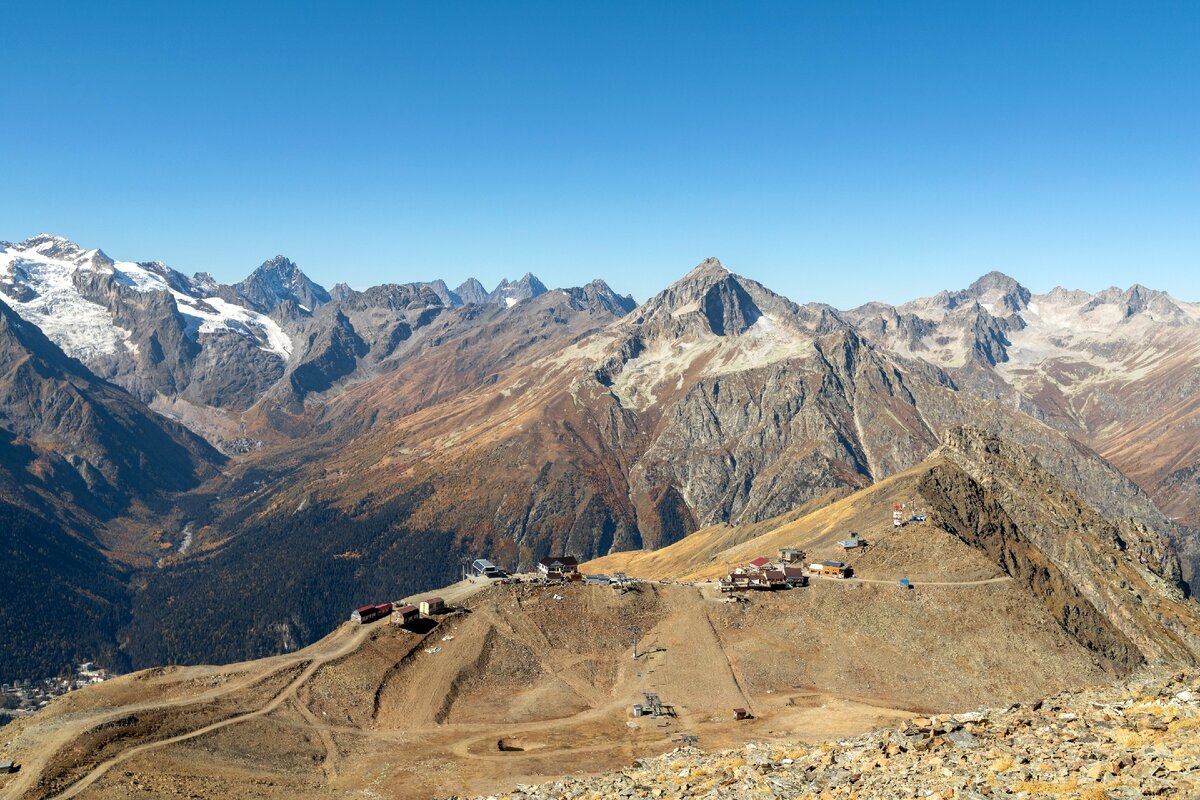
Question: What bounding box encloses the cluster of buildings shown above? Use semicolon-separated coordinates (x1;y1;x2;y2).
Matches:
469;556;586;584
722;551;810;591
1;663;111;723
721;547;856;592
349;596;447;626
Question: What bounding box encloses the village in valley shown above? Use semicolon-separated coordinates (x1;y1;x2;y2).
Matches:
0;663;112;737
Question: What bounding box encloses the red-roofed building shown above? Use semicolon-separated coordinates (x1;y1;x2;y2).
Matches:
748;556;771;569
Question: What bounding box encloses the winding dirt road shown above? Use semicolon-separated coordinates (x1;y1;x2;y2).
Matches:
42;623;372;800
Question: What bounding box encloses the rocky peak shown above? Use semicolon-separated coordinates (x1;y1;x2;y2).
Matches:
638;258;766;337
453;277;489;305
560;280;638;316
963;271;1031;315
234;255;331;313
681;256;729;281
14;233;87;260
490;272;548;306
1086;283;1186;321
418;279;460;308
190;271;222;296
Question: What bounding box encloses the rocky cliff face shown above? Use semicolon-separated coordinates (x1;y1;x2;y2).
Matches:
925;427;1197;666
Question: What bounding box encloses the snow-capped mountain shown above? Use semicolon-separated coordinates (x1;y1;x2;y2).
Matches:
0;235;298;418
0;234;293;361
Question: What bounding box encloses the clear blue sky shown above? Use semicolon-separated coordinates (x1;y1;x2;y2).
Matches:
2;1;1197;306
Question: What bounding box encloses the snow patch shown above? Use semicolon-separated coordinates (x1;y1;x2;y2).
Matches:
0;247;133;359
0;242;291;361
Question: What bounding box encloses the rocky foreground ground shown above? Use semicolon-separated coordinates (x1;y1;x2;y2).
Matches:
453;671;1200;800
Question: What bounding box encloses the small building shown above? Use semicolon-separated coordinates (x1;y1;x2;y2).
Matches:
471;558;507;579
763;569;787;589
723;572;752;591
537;556;580;578
837;534;864;550
778;548;806;564
391;604;420;625
746;572;769;589
351;602;393;624
783;567;808;587
820;560;851;579
808;562;825;575
420;597;446;615
747;556;771;570
583;574;610;585
732;708;753;721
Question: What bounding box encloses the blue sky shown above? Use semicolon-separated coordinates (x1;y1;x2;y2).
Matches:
2;1;1197;306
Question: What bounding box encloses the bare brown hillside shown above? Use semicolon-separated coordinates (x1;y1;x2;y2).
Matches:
0;570;1124;800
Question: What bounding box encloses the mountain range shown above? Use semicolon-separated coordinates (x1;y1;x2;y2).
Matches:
1;233;1197;679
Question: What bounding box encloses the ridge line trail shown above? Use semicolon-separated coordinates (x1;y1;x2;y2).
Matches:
840;576;1014;587
40;622;379;800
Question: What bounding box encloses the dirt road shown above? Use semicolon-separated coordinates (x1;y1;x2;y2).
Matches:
40;623;371;800
4;578;493;800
